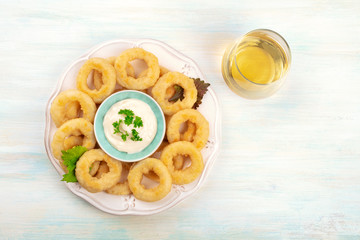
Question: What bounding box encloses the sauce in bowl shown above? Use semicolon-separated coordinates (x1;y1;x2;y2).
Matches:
103;99;157;154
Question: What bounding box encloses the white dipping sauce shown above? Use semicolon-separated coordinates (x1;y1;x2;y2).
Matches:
103;99;157;154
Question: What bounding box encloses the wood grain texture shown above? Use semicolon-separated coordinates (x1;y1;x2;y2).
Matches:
1;0;360;239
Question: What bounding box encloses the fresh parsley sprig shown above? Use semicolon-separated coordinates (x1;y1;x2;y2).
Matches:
61;146;87;182
131;129;142;141
112;108;143;142
118;109;134;117
121;131;129;141
112;119;122;134
133;116;143;128
124;115;134;126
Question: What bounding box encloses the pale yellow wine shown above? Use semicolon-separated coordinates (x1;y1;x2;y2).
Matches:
229;33;289;89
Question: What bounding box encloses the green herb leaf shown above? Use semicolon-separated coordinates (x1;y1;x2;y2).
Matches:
112;119;122;134
167;78;210;109
119;109;134;116
168;85;185;102
113;108;144;140
192;78;210;109
62;173;78;183
121;131;129;141
61;146;88;183
133;116;143;128
124;115;134;126
131;129;142;141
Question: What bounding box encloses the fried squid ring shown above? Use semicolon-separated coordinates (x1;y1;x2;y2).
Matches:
128;158;172;202
51;118;96;164
114;48;160;90
65;101;81;120
106;162;132;195
63;136;83;150
138;65;169;79
89;161;101;176
146;154;183;181
152;72;197;115
174;121;196;169
181;121;196;142
167;109;209;150
76;57;116;103
95;161;110;178
160;141;204;185
145;141;170;181
93;56;135;90
50;89;96;127
173;121;196;170
76;149;122;193
173;155;185;170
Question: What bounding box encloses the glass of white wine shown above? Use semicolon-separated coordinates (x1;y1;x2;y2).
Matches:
221;29;291;99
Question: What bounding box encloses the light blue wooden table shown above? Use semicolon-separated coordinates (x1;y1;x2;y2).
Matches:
1;0;360;239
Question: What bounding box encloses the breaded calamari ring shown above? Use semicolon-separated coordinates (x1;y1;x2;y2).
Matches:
160;141;204;185
93;56;135;90
165;87;176;100
180;121;196;143
65;101;81;119
76;149;122;193
76;58;116;103
95;160;110;178
145;141;170;181
138;65;169;78
89;161;101;176
50;89;96;127
51;118;96;163
167;109;209;149
141;66;170;97
114;48;160;90
174;121;196;169
63;136;83;150
152;72;197;115
173;155;185;170
146;153;183;181
128;158;172;202
106;162;132;195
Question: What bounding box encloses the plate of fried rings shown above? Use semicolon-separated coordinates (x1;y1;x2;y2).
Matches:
44;39;221;215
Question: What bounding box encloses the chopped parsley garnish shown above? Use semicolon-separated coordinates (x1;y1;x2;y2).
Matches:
133;116;143;128
121;131;129;141
124;115;134;126
112;108;143;142
131;129;142;141
119;109;134;117
112;119;122;134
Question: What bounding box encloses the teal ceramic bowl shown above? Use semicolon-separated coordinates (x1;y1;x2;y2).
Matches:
94;90;165;162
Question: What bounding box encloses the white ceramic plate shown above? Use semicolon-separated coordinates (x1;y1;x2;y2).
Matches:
44;39;221;215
